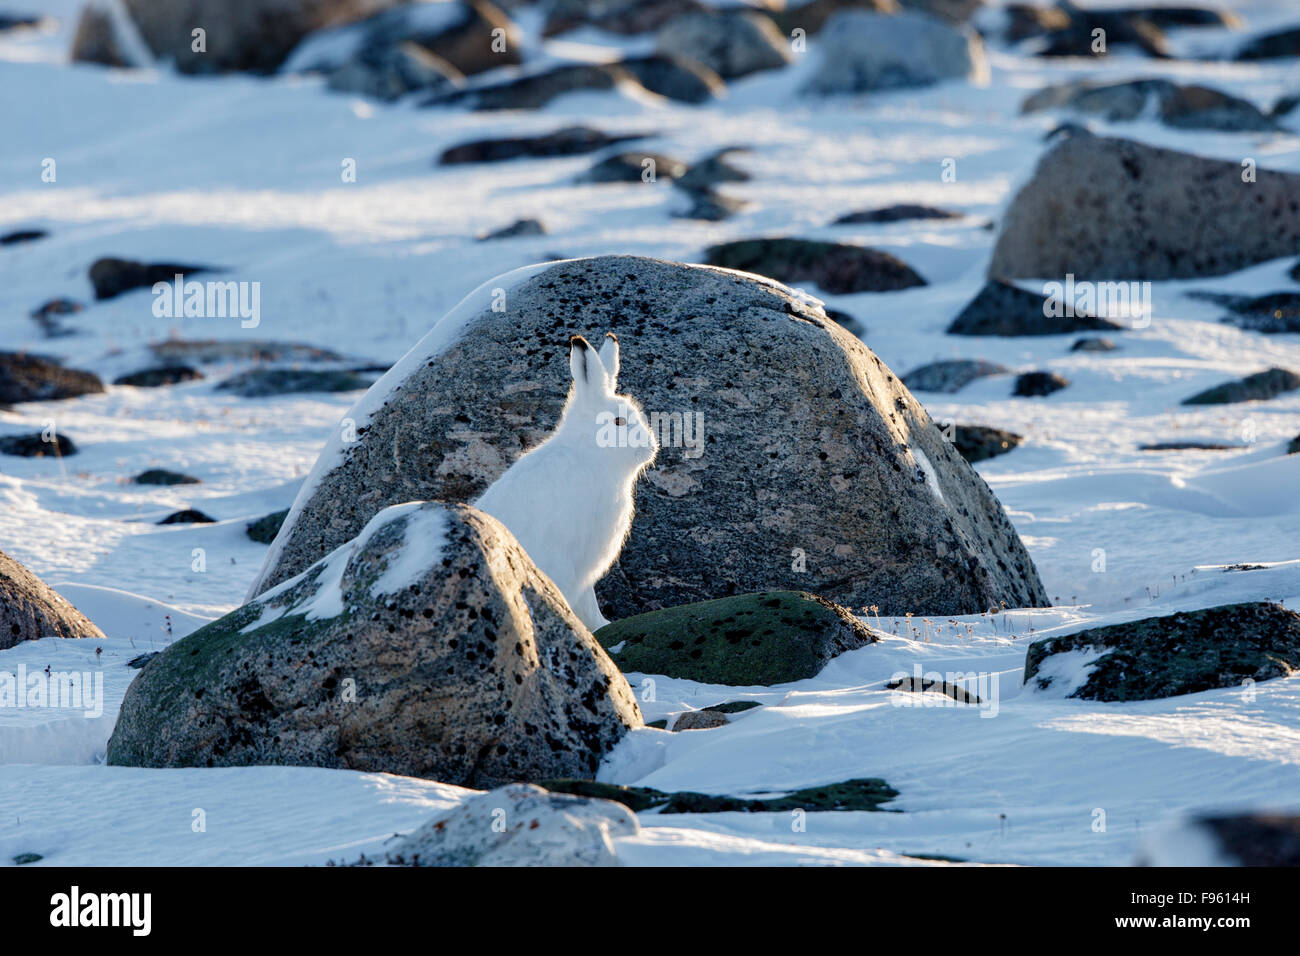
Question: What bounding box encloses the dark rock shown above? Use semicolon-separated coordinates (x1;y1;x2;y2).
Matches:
1274;93;1300;118
89;257;213;300
251;256;1049;617
215;368;374;397
674;148;751;192
580;151;688;184
1289;435;1300;455
1022;78;1275;132
478;218;546;241
149;338;343;364
835;204;962;224
541;776;898;813
1139;441;1237;451
1071;337;1117;352
0;433;77;458
672;710;728;730
246;509;289;544
1235;25;1300;61
0;352;104;403
543;0;703;36
439;126;647;164
771;0;900;36
0;228;46;245
824;308;866;337
704;238;925;294
134;468;200;485
887;674;982;703
1032;7;1171;58
128;652;160;669
703;700;762;714
1208;291;1300;334
951;424;1022;463
1183;367;1300;405
616;53;724;104
655;9;791;79
1014;370;1069;397
326;42;462;100
11;853;42;865
429;62;633;110
70;2;141;67
593;590;877;685
673;187;749;221
114;365;204;388
947;280;1122;336
0;549;104;649
1025;602;1300;701
990;134;1300;281
1194;815;1300;866
108;501;642;786
902;359;1008;393
157;509;215;525
0;14;44;32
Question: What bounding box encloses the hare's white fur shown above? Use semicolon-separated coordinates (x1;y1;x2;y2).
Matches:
474;333;658;631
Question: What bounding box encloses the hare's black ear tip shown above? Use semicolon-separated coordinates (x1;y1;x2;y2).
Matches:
570;335;590;351
605;332;619;343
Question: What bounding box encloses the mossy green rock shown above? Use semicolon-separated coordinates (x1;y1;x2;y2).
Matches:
1024;602;1300;702
540;777;897;813
593;590;876;685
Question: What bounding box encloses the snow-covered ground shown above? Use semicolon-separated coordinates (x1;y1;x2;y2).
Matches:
2;0;1299;866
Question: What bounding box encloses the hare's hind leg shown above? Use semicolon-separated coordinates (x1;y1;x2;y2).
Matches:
573;586;610;632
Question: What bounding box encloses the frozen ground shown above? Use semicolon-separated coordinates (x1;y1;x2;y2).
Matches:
1;0;1299;865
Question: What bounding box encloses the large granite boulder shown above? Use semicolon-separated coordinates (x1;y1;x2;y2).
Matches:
1024;602;1300;702
804;10;988;94
108;501;641;786
1;550;105;649
118;0;406;74
248;256;1048;618
989;132;1300;281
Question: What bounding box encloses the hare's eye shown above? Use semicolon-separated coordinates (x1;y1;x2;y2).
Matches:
613;417;626;427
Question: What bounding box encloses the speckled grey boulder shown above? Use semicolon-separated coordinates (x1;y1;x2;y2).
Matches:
0;550;104;649
108;501;641;786
249;255;1048;618
990;133;1300;280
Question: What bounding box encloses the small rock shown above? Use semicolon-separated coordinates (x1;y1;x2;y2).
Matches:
1209;291;1300;334
543;0;703;37
134;468;200;485
1025;602;1300;701
673;186;748;221
12;853;42;865
386;784;638;867
824;308;866;337
947;280;1121;336
1022;78;1275;132
326;43;462;101
1289;435;1300;455
675;148;751;192
149;338;342;364
1183;367;1300;405
835;204;962;224
1140;814;1300;867
704;700;762;714
593;590;877;686
1235;25;1300;61
541;777;898;813
114;365;204;388
157;509;215;525
704;238;925;294
430;63;632;111
215;368;374;398
616;53;724;104
1139;441;1237;451
655;9;791;80
478;219;546;241
672;710;728;731
950;424;1022;463
580;151;688;184
1071;337;1117;352
1014;371;1069;397
0;433;77;458
902;359;1008;393
439;126;647;164
0;352;104;403
246;509;289;544
805;10;987;94
1;228;47;245
89;257;213;300
127;652;159;669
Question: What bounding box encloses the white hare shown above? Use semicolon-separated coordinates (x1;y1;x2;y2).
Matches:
474;333;658;631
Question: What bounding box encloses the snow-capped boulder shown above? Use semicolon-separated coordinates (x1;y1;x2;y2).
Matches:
989;132;1300;281
0;550;104;649
654;9;791;80
804;10;988;95
107;501;642;786
593;591;877;686
249;256;1050;619
1024;602;1300;702
117;0;406;74
386;783;639;866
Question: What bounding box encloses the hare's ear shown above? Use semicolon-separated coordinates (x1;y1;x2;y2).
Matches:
599;333;620;389
570;335;594;392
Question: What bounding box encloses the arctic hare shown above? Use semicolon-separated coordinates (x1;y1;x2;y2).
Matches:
474;333;658;631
